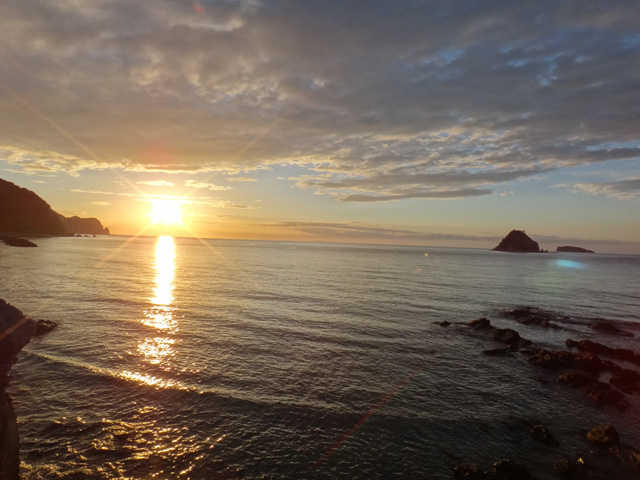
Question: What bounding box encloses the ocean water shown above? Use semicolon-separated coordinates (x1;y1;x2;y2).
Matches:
2;236;640;479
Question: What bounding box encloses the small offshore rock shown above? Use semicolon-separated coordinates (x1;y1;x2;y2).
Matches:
492;458;531;480
586;424;620;447
35;319;58;336
435;320;451;327
530;424;559;446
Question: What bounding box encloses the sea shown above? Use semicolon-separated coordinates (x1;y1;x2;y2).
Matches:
1;235;639;479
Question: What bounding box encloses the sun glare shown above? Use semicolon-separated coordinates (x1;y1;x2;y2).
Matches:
150;199;183;225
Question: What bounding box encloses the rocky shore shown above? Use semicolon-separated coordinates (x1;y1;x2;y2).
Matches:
439;306;640;479
0;300;59;480
0;300;35;480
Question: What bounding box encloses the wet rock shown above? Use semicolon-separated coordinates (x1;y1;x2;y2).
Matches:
557;372;595;387
483;347;514;357
530;424;559;446
467;318;531;349
587;424;620;447
609;445;640;469
609;369;640;394
566;339;640;365
0;299;36;480
502;306;564;329
468;318;492;330
492;458;531;480
453;464;490;479
590;320;633;337
582;383;627;409
35;319;58;336
435;320;451;327
553;456;592;478
527;348;607;374
492;328;522;346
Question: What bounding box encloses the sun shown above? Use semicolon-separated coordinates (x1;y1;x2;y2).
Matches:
150;199;183;225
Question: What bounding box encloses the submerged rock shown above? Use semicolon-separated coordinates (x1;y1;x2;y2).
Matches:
467;318;531;349
492;459;531;480
589;320;633;337
530;424;559;446
453;464;490;479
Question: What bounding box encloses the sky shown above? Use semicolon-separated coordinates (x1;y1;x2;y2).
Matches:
0;0;639;253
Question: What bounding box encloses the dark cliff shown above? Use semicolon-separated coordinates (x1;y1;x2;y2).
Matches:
0;178;110;237
0;179;66;236
0;300;35;480
493;230;541;253
57;215;110;235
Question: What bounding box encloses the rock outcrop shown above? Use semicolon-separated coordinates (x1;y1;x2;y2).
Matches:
492;230;541;253
556;246;595;253
0;300;36;480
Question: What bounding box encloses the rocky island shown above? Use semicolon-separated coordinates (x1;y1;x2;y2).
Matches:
492;230;542;253
0;178;109;246
557;246;595;253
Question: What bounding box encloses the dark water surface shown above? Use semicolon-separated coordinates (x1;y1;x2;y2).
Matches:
2;236;639;479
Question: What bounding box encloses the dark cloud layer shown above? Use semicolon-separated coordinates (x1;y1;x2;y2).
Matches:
1;0;638;200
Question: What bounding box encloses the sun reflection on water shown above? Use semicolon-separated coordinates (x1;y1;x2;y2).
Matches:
139;236;178;368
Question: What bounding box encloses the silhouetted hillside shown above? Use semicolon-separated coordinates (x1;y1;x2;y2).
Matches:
58;214;110;235
0;178;110;236
0;178;66;235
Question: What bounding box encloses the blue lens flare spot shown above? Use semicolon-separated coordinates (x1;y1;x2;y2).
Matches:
555;259;585;269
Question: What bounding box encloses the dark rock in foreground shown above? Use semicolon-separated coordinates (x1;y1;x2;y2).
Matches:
453;459;531;480
0;299;36;480
493;230;540;253
587;424;620;447
557;246;595;253
530;424;559;446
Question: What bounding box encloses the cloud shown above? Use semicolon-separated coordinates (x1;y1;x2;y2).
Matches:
91;201;111;206
137;180;175;187
185;179;232;190
0;1;638;199
557;178;640;199
262;221;496;242
226;177;257;182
